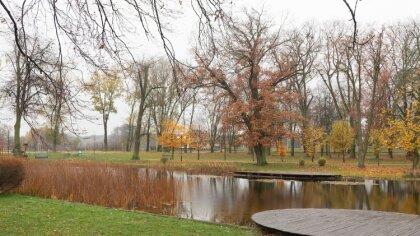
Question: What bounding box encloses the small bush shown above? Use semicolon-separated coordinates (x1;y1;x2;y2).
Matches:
318;158;327;167
0;158;25;194
298;160;305;166
404;169;420;178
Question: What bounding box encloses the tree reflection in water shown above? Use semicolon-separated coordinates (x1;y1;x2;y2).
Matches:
141;169;419;225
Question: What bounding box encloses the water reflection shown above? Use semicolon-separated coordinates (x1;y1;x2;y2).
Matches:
142;169;420;225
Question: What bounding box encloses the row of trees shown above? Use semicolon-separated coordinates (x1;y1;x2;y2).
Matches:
191;11;419;168
88;12;418;169
1;2;418;168
0;0;226;156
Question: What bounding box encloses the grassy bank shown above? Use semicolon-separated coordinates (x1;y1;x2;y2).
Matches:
23;150;415;179
0;194;253;236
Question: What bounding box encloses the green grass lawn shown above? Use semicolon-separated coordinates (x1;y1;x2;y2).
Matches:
24;150;414;179
0;194;254;236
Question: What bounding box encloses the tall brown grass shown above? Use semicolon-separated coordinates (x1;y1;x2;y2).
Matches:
0;158;25;194
155;161;238;176
15;160;178;214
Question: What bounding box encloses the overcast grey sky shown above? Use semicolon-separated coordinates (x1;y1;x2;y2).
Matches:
0;0;419;136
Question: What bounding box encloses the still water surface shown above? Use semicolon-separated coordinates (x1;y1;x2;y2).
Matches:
145;169;419;225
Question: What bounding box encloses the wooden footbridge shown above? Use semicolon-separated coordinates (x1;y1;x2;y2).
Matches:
233;171;342;181
252;209;420;236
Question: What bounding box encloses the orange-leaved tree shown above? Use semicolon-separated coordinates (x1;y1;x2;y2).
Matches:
330;120;355;163
189;126;207;160
157;120;191;160
193;10;298;166
276;141;287;162
303;126;325;162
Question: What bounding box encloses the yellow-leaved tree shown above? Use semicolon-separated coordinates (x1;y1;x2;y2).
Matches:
379;123;400;159
85;70;122;151
303;127;325;162
369;129;383;159
157;120;191;160
330;120;355;163
387;105;419;169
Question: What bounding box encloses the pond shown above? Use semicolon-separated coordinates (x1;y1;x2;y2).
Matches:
151;170;420;225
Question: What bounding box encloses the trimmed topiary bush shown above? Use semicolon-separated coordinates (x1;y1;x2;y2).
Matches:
318;158;327;167
298;160;305;166
0;158;25;194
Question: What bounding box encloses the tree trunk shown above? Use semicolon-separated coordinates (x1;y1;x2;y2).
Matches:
13;110;22;156
126;101;136;151
52;122;59;152
357;147;366;168
220;135;224;153
266;147;271;156
291;138;295;157
388;148;393;159
249;147;255;161
52;91;64;152
327;143;332;158
349;118;356;159
125;129;132;152
356;103;366;168
412;149;419;170
224;142;227;160
350;141;356;159
132;105;145;160
52;103;61;152
103;120;108;151
342;151;345;163
146;114;151;152
254;144;267;166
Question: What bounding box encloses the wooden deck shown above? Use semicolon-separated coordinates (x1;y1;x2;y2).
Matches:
252;209;420;236
234;171;342;181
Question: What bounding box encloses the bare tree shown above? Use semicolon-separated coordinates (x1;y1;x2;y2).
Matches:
148;61;192;152
203;88;223;153
131;61;153;160
3;34;53;155
287;24;320;154
0;0;227;89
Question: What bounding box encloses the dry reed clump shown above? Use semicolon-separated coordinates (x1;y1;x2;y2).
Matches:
15;160;178;213
0;158;25;194
159;162;238;176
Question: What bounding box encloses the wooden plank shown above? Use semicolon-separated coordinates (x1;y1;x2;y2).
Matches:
252;209;420;236
233;171;341;181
